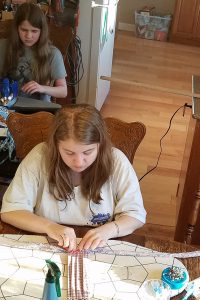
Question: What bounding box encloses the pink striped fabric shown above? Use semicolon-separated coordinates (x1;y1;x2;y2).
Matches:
68;252;89;300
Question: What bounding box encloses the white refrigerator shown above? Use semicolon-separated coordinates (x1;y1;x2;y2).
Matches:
76;0;119;110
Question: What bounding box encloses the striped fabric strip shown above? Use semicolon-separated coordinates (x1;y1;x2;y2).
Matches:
1;240;200;258
68;252;89;300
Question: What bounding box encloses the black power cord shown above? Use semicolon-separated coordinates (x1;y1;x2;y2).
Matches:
65;33;84;103
139;103;192;182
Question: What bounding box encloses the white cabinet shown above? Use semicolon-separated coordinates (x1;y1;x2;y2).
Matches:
77;0;118;109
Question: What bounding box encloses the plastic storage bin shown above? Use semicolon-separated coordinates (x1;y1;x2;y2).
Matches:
135;11;172;41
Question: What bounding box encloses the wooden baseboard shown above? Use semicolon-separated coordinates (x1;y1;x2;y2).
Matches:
118;22;135;32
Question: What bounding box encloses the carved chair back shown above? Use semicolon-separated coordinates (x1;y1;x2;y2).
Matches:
7;111;54;160
7;113;146;163
104;117;146;163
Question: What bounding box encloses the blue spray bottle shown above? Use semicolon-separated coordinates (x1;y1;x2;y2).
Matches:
42;259;61;300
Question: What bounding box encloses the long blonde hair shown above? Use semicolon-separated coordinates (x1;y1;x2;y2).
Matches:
47;104;113;204
3;2;51;84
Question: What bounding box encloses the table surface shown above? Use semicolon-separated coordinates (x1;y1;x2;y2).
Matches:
13;96;61;113
0;221;199;300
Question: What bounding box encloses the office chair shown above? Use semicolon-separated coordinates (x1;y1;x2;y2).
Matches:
104;117;146;163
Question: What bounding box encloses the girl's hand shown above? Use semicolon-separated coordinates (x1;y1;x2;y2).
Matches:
21;81;45;94
77;227;108;250
45;223;77;251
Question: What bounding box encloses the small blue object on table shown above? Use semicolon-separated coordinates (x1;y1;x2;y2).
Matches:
162;266;189;290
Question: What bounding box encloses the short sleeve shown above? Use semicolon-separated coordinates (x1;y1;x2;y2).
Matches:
1;144;45;213
112;148;146;223
50;46;67;81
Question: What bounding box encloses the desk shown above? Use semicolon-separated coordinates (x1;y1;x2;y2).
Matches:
0;220;200;300
12;96;61;113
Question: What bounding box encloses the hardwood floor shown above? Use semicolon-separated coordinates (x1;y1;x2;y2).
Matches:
101;31;200;239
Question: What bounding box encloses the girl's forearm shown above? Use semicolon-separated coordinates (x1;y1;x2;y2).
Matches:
1;210;54;234
100;215;144;239
42;85;67;98
1;212;144;240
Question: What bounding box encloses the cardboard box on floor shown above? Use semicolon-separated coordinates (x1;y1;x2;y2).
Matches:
139;5;155;16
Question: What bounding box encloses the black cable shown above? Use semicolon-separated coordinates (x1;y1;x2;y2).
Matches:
139;104;189;182
65;34;84;101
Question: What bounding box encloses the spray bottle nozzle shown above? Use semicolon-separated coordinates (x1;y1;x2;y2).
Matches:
45;259;61;297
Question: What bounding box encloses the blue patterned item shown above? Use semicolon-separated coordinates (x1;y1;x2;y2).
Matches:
0;106;17;164
91;213;110;225
0;78;18;108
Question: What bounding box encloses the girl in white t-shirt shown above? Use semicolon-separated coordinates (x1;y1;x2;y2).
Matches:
1;104;146;250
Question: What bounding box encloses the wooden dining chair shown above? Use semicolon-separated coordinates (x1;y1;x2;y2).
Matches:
0;111;54;201
0;113;146;207
0;113;146;186
104;117;146;163
7;113;146;163
7;111;54;161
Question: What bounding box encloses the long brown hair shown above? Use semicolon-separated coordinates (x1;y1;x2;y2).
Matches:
3;2;51;84
47;104;113;204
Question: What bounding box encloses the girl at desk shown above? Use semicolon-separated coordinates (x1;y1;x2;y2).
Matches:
1;104;146;250
0;2;67;102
